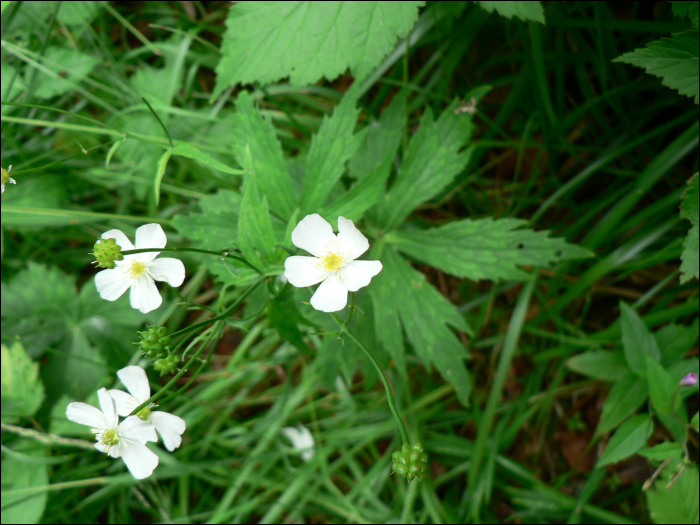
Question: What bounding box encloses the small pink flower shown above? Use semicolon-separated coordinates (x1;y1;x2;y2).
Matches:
680;372;698;386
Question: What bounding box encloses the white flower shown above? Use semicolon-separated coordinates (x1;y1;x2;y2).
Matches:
95;223;185;313
109;365;186;452
66;387;159;480
281;424;315;462
1;165;16;193
284;214;382;312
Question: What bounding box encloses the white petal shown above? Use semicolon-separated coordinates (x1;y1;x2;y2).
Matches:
120;415;158;443
95;269;131;301
135;224;167;262
284;256;328;287
341;260;383;292
337;216;369;261
66;402;108;429
109;389;140;416
97;388;119;428
150;411;186;451
120;440;159;479
149;257;185;287
310;273;348;312
101;229;135;251
117;366;151;404
291;214;336;257
281;424;315;462
130;276;162;313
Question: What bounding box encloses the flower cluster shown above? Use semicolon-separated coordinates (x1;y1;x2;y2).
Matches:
66;365;186;479
94;224;185;313
284;214;382;312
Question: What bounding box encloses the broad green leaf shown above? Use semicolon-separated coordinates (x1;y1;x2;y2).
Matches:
379;102;475;230
323;91;406;221
171;142;244;177
1;342;45;423
655;320;699;366
646;356;677;416
638;441;683;461
30;46;100;100
1;449;48;524
56;1;105;27
646;462;700;524
214;1;423;93
673;1;699;29
478;1;545;23
230;92;296;218
596;414;653;467
238;164;278;269
390;218;594;281
597;372;648;434
173;190;241;250
614;31;699;103
620;302;661;376
692;412;699;432
301;84;365;214
369;247;473;405
565;350;628;381
680;173;699;282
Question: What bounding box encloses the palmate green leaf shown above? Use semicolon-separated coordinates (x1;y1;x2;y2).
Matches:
301;83;365;215
173;190;241;250
565;350;628;381
378;102;475;231
620;302;661;376
214;1;423;93
596;414;653;467
1;448;48;524
230;92;297;218
478;1;545;24
1;342;45;423
680;173;699;282
389;218;594;281
646;461;700;525
369;247;473;405
614;31;699;103
596;371;648;434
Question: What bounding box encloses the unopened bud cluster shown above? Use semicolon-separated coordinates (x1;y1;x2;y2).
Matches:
137;325;173;359
93;238;123;269
392;442;428;481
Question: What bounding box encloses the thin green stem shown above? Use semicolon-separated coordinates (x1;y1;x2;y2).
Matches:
142;97;174;148
120;247;263;275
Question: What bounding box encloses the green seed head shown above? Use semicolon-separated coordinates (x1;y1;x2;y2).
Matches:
92;237;124;269
154;353;179;376
392;443;428;482
137;325;173;359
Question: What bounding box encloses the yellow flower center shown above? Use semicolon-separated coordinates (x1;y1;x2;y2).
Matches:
101;429;120;447
129;260;148;279
322;252;344;271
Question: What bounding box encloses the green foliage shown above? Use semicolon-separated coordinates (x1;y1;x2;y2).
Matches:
238;169;278;269
680;173;699;282
614;31;700;103
596;372;648;434
645;356;677;416
173;190;241;249
565;350;628;381
30;46;100;100
646;461;700;524
215;1;423;93
673;1;699;29
1;341;44;423
390;218;594;281
596;414;653;467
1;447;49;524
478;1;545;23
620;301;661;376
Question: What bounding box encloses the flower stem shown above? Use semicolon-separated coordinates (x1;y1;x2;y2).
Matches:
120;247;263;275
329;309;410;446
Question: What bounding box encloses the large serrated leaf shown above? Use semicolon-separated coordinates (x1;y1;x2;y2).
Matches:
596;414;653;467
1;342;45;423
614;31;699;103
378;102;475;230
230;92;297;218
389;218;593;281
301;83;365;214
214;1;423;93
478;1;545;23
680;173;699;282
369;247;473;405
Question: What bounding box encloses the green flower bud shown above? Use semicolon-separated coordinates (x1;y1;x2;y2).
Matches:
92;237;124;269
392;442;428;482
154;353;179;376
137;325;173;359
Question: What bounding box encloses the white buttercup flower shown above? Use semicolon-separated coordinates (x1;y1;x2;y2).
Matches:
281;424;315;462
284;214;382;312
95;223;185;313
109;365;186;452
66;387;159;480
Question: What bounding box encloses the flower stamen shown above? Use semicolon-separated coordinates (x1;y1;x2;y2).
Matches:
128;260;148;278
322;252;344;271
